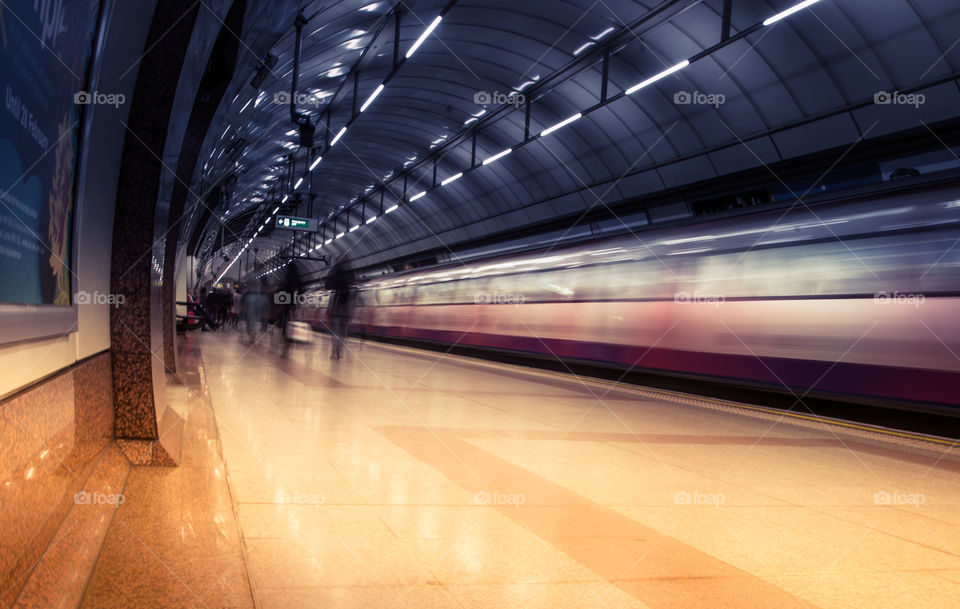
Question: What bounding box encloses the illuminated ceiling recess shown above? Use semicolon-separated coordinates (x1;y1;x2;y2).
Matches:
206;0;892;283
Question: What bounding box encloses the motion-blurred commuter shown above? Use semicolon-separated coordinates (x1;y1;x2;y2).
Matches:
229;287;241;328
278;262;303;357
214;287;232;327
241;280;268;344
197;287;218;331
325;259;353;360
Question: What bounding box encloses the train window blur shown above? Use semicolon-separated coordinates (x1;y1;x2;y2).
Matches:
693;230;960;299
337;189;960;312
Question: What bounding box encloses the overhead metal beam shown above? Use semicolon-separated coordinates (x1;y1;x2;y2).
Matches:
721;0;733;41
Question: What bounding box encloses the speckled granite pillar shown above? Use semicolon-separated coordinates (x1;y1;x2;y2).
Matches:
109;0;200;464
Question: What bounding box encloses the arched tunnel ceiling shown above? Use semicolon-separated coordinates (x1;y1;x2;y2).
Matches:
191;0;960;282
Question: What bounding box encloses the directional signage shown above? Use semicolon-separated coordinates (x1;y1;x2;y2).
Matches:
276;215;318;231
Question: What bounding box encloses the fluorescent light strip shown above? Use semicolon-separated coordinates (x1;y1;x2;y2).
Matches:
625;60;689;95
482;148;513;165
573;41;594;56
309;155;323;171
294;177;303;189
331;126;347;146
324;239;332;245
385;204;399;214
591;26;614;41
215;252;241;283
763;0;824;26
335;232;345;239
440;172;462;186
360;84;385;112
366;215;377;224
405;15;442;59
281;194;289;203
540;112;581;137
272;206;280;214
349;225;359;232
409;191;426;201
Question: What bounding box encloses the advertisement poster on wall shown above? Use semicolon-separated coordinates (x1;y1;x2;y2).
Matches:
0;0;101;308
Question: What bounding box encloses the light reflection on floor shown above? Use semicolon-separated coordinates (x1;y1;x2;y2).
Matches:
199;330;960;609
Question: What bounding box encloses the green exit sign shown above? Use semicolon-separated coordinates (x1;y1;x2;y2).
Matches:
276;215;317;231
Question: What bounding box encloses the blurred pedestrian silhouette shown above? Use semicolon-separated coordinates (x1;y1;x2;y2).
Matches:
325;258;353;360
196;287;218;331
241;280;268;344
279;261;303;357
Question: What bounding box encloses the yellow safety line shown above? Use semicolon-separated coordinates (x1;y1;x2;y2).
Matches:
369;340;959;448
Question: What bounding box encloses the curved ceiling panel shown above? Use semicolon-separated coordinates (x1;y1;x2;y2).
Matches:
188;0;960;284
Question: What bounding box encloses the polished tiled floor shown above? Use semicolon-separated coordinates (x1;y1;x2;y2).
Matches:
198;331;960;609
79;366;254;609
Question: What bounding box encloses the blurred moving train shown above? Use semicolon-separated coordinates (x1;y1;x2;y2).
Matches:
301;183;960;411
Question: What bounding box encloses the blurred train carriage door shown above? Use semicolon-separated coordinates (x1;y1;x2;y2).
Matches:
467;274;496;345
622;246;690;371
532;260;580;360
352;287;372;336
372;280;398;337
450;271;477;341
423;275;458;338
486;270;523;337
621;251;672;355
398;280;419;338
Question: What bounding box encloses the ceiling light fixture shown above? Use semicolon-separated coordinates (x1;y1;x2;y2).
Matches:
573;41;595;56
482;148;512;165
440;172;462;186
540;112;581;137
406;15;442;59
764;0;824;26
625;60;689;95
360;84;385;112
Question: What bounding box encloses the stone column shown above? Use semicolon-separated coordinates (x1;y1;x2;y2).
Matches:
109;1;201;465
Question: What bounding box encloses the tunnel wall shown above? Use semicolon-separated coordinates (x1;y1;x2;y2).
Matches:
0;0;156;602
0;0;155;398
